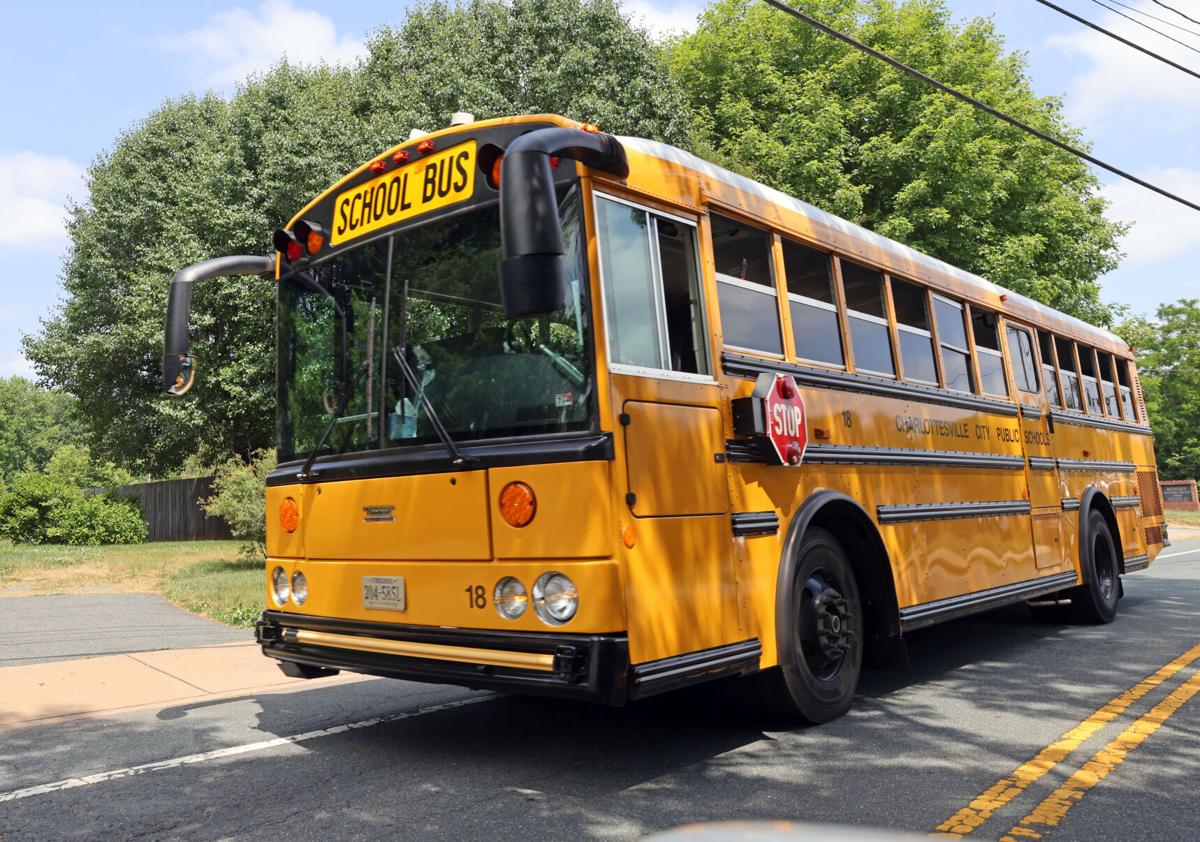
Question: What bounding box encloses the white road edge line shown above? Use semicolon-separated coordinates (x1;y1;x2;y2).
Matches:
0;695;493;805
1157;548;1200;560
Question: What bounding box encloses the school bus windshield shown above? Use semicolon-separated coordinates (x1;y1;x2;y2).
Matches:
276;188;592;463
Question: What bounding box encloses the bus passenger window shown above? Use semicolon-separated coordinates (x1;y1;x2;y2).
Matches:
1077;345;1103;414
841;260;895;377
933;295;974;393
1118;360;1138;421
971;308;1008;397
596;196;708;376
890;278;936;384
782;239;843;367
1006;325;1039;394
1038;330;1060;406
1098;351;1120;418
711;214;782;356
1055;336;1083;411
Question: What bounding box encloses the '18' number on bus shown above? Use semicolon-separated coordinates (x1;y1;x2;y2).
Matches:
465;585;486;609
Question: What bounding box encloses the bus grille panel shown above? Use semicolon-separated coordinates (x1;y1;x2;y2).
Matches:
1137;470;1163;517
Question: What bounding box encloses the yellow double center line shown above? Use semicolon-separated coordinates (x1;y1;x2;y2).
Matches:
934;641;1200;838
1000;668;1200;840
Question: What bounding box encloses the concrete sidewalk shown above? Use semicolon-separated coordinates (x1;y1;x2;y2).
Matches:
0;640;367;730
0;594;248;667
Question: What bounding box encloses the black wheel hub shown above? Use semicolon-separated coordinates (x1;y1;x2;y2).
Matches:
811;584;852;660
799;572;855;680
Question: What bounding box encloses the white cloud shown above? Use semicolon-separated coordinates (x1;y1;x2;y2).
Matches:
621;0;706;38
1102;167;1200;267
0;354;35;378
1046;1;1200;133
0;152;85;250
157;0;365;87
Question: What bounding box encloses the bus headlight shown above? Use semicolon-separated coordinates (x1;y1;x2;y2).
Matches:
494;577;528;620
291;571;308;605
532;572;577;625
271;566;290;606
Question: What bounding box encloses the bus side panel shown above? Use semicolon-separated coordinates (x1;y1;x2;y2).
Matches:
622;514;741;665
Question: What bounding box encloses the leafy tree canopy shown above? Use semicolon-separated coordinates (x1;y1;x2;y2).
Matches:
27;0;1132;477
0;376;80;483
1116;300;1200;481
24;0;690;475
668;0;1125;324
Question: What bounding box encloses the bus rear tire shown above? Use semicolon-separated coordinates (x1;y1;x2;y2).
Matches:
1071;510;1120;624
762;527;863;724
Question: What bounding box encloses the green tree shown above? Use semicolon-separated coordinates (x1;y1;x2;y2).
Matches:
24;0;691;476
201;449;277;560
44;444;135;489
1117;301;1200;480
0;376;80;483
668;0;1125;324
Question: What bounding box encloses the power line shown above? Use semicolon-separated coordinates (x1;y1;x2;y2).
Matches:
1033;0;1200;80
1085;0;1200;57
1106;0;1200;37
1153;0;1200;27
759;0;1200;214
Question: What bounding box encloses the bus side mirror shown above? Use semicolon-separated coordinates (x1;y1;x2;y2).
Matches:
162;254;276;396
498;126;627;319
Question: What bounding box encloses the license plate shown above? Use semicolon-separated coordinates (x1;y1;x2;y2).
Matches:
362;576;406;612
330;140;477;246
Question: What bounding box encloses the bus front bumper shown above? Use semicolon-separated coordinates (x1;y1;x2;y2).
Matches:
255;611;631;705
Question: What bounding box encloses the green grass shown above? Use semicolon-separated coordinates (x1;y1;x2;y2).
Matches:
0;539;264;627
1166;509;1200;530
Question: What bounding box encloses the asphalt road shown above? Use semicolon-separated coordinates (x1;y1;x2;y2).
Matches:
3;536;1198;842
0;594;248;666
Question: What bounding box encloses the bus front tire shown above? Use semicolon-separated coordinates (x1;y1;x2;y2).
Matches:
1071;510;1120;624
762;527;863;724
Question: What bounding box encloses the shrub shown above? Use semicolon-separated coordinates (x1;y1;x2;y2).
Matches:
0;474;77;543
47;494;148;545
202;449;276;560
0;473;145;545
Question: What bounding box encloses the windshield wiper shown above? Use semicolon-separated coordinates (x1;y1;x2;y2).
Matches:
391;345;476;467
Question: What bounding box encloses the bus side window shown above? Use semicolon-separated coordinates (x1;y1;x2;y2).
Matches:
1077;344;1103;414
1098;351;1120;418
1038;330;1060;407
1006;325;1039;394
781;238;843;367
595;196;708;376
933;294;974;393
710;213;782;356
971;308;1008;397
890;278;937;384
841;260;895;377
1117;359;1138;421
1055;336;1083;411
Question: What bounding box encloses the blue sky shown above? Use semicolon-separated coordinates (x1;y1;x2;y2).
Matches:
2;0;1197;378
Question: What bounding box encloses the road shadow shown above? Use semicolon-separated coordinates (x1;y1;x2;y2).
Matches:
2;571;1197;841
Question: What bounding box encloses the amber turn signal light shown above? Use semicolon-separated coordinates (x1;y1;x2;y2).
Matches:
279;497;299;533
294;220;327;256
499;482;536;528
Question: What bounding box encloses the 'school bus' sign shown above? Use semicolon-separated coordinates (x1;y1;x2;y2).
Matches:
330;141;477;246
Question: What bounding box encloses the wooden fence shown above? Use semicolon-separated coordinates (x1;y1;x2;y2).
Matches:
106;477;233;542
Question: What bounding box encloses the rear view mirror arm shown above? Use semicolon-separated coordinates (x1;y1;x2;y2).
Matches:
162;255;276;396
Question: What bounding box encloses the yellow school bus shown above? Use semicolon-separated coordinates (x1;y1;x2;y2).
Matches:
163;113;1167;722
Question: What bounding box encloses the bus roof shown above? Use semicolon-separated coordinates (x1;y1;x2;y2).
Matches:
616;135;1129;358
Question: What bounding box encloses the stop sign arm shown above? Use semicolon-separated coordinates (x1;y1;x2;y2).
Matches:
731;372;808;467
